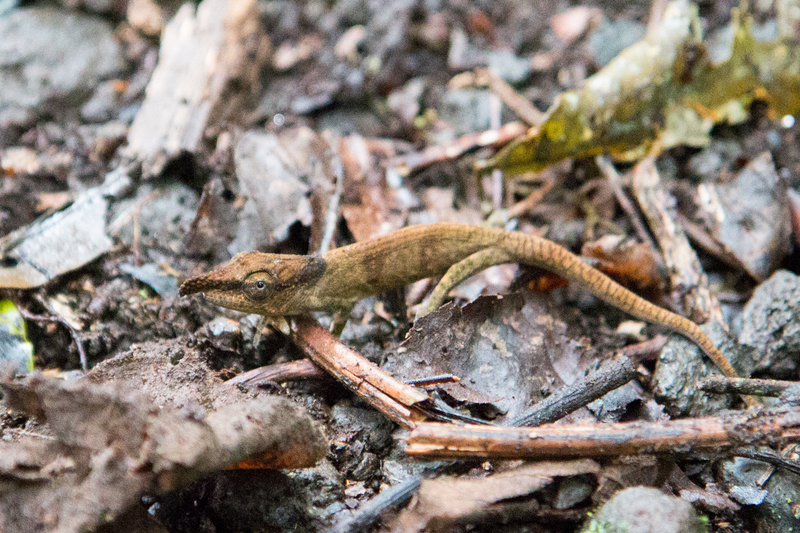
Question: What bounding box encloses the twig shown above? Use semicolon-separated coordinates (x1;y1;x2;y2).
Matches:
328;476;422;533
508;355;637;427
507;336;668;427
595;155;658;251
20;308;88;371
3;427;57;441
289;315;430;428
490;93;504;211
226;358;327;386
698;377;798;397
288;316;486;426
228;360;459;391
733;446;800;478
317;135;344;255
406;407;800;460
468;68;546;127
405;374;460;387
389;122;527;177
505;175;556;220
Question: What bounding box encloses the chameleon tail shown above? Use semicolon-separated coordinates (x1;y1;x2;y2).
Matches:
503;231;739;378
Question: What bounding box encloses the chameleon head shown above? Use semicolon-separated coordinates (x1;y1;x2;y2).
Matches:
179;252;326;315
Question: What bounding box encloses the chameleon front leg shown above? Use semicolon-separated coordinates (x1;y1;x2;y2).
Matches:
330;304;355;337
416;247;514;318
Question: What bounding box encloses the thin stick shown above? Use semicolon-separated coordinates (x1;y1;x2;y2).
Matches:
472;68;546;127
698;377;799;397
508;355;637;427
505;176;556;220
405;374;460;387
490;93;504;211
390;122;527;177
407;408;800;459
226;358;327;386
328;476;422;533
734;446;800;478
595;155;658;251
317;135;344;255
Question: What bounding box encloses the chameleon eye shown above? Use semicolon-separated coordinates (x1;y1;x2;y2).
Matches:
242;271;275;301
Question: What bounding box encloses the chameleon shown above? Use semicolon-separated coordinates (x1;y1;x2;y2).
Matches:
179;222;739;378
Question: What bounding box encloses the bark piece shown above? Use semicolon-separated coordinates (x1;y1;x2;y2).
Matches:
290;314;430;428
0;167;132;289
123;0;270;177
0;373;325;533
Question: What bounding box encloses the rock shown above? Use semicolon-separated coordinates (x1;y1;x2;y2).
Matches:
719;456;800;531
200;316;243;354
582;487;702;533
738;270;800;377
289;458;346;520
653;321;752;416
0;7;124;146
329;401;394;481
702;152;791;281
112;182;200;256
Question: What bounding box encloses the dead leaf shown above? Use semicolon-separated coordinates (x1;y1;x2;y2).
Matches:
386;292;600;421
581;234;665;297
480;1;800;175
392;460;599;533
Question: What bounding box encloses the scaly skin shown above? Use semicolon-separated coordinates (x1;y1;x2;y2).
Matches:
180;222;739;378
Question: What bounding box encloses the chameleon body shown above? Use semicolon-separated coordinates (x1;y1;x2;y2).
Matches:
179;222;738;378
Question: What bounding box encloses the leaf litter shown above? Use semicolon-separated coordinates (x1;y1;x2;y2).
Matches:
1;0;799;531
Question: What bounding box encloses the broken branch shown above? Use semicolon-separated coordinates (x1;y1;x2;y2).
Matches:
407;407;800;459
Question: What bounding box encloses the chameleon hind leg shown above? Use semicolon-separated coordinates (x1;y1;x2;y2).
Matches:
416;247;514;318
